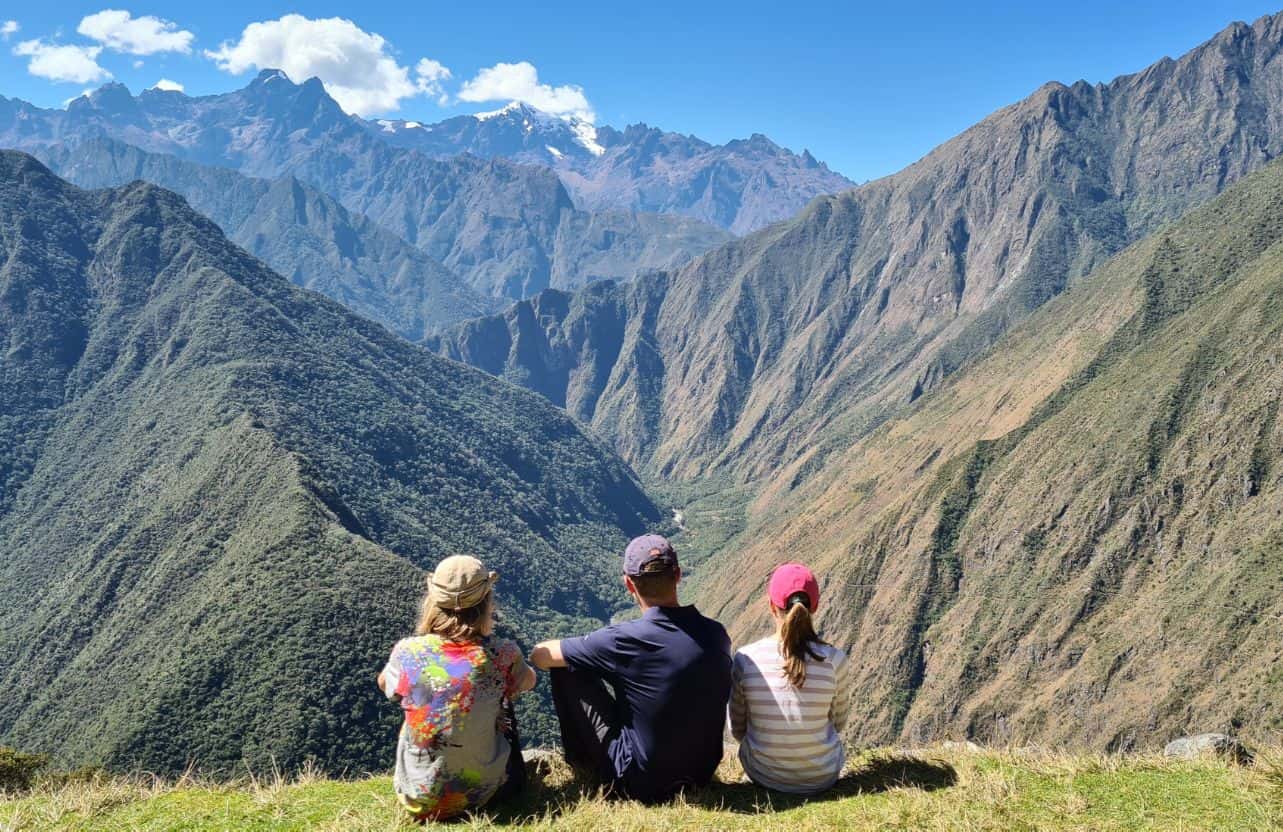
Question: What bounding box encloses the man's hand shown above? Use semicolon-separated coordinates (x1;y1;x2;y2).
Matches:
530;639;567;670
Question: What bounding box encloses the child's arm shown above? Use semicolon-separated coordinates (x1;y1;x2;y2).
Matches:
728;655;748;741
830;651;852;734
380;644;404;704
499;640;537;697
515;663;537;693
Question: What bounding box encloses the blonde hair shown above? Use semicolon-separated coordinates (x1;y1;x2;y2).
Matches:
416;587;494;642
777;594;825;688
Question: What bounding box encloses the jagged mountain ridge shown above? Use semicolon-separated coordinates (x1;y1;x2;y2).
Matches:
370;102;856;234
34;135;497;338
0;152;660;773
0;73;730;301
432;12;1283;484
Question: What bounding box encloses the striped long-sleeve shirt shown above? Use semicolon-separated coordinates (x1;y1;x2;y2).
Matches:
728;635;851;793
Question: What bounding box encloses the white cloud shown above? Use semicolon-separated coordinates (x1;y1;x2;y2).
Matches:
415;58;451;105
1;21;18;40
77;9;193;55
152;77;183;92
458;61;594;122
205;14;449;116
13;39;111;84
132;58;143;69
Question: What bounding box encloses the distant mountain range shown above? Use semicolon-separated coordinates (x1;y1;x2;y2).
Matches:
0;72;732;308
370;102;856;234
432;12;1283;748
434;13;1283;482
0;151;659;772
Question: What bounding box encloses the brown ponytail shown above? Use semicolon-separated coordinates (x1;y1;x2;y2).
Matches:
779;592;826;687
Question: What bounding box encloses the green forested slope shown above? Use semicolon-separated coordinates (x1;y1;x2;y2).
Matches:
0;152;659;774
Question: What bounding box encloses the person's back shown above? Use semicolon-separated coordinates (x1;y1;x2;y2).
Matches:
567;604;731;800
531;534;732;803
729;563;851;794
731;636;849;792
378;555;536;821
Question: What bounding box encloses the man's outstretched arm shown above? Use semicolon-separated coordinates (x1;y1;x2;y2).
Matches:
530;639;567;670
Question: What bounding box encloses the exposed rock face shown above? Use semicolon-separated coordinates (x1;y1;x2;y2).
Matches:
428;278;649;423
370;103;856;234
0;73;729;302
433;13;1283;483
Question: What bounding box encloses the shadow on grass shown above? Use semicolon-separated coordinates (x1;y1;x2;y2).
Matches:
688;753;959;815
462;752;958;825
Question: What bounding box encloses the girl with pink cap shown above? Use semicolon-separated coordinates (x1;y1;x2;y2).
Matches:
728;562;852;793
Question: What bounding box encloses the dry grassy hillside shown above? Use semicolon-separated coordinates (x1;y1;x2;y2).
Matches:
694;150;1283;751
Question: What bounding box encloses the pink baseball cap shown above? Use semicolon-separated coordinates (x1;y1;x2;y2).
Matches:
768;562;820;612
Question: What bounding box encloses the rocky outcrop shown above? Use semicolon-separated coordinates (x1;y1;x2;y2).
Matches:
1163;734;1255;765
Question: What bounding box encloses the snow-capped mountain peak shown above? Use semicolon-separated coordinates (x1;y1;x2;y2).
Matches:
469;101;604;155
474;101;540;121
354;94;851;233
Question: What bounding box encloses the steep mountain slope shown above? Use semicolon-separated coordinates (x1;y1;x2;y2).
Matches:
34;136;496;338
0;152;660;774
696;151;1283;750
0;75;730;302
372;103;856;234
427;280;639;422
433;12;1283;482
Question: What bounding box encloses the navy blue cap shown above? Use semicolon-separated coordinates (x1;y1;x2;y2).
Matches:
623;534;678;577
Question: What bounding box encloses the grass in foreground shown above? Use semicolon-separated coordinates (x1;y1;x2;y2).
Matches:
3;747;1281;831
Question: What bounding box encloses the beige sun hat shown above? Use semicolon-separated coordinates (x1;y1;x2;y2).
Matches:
428;555;498;610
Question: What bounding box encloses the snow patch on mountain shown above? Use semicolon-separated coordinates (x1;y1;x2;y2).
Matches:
571;121;604;156
375;118;424;133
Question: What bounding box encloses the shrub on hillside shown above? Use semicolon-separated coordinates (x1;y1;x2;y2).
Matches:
0;747;48;793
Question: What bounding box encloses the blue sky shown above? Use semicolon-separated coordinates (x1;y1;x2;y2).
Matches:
3;1;1280;181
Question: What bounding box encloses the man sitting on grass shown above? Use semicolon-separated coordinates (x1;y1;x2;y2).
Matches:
530;534;732;803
